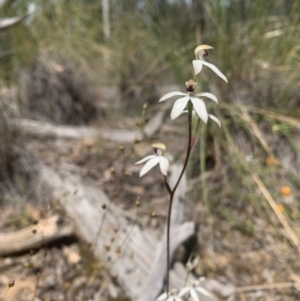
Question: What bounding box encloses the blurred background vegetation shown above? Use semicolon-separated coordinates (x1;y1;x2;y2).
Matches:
0;0;299;299
2;0;300;105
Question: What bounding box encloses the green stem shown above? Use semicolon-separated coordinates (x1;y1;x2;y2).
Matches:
164;176;172;195
1;287;9;301
200;123;214;247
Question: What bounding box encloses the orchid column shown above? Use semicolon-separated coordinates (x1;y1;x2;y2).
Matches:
135;45;227;301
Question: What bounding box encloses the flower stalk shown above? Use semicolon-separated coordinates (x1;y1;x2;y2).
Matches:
135;44;227;300
165;104;193;294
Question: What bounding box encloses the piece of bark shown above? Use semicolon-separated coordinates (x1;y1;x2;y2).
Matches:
36;164;195;300
0;215;74;256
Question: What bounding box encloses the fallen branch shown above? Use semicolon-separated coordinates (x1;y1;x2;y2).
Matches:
13;109;166;143
234;282;297;293
13;118;136;142
0;215;74;256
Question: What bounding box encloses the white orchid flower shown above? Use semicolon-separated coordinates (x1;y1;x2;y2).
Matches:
179;279;213;301
156;289;183;301
135;143;169;177
193;45;228;83
159;80;218;122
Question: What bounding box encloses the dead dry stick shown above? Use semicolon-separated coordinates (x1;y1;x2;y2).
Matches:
234;282;296;294
252;174;300;252
221;104;300;130
239;107;272;155
250;107;300;130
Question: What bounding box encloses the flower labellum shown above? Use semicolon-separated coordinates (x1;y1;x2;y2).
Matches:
193;44;228;83
135;143;169;177
185;79;197;93
194;44;214;59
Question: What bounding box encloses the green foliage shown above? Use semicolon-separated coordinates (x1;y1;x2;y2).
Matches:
202;0;300;107
0;0;299;95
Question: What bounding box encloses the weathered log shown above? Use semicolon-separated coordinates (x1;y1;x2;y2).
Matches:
36;164;195;300
13;118;136;142
12;109;166;143
0;215;74;256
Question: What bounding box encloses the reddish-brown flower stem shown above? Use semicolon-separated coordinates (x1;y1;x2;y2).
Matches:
165;110;193;295
164;176;172;195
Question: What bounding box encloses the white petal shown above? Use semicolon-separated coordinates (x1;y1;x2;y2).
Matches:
156;292;168;301
190;97;208;123
202;61;228;83
178;287;190;297
158;156;169;176
195;92;218;104
192;60;203;75
170;96;190;120
195;286;213;297
190;288;200;301
174;297;183;301
139;157;159;177
180;110;198;118
159;91;187;102
208;114;221;127
135;155;156;165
